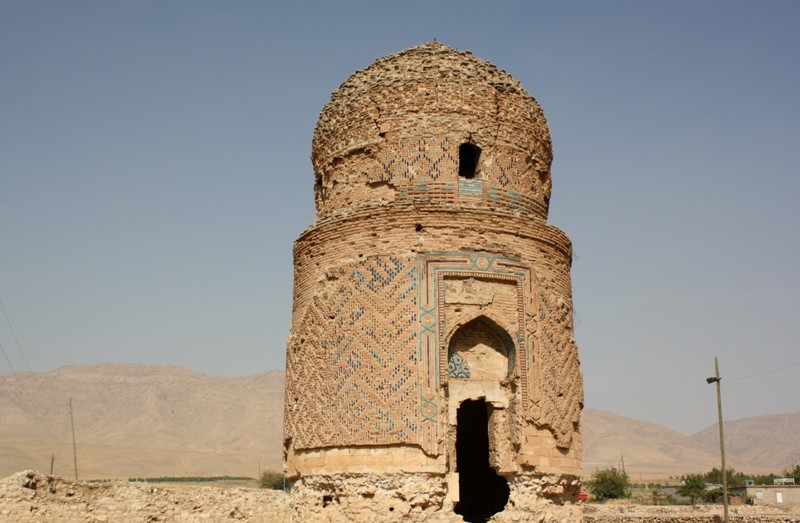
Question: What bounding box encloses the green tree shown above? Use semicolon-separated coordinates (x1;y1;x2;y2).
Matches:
783;464;800;484
678;473;707;505
703;487;724;503
751;473;776;485
585;467;631;500
704;467;747;486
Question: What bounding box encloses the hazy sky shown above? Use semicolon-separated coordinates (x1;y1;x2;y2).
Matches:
1;1;798;436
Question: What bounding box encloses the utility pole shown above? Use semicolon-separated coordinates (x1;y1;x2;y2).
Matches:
50;454;55;476
68;398;78;481
706;357;729;523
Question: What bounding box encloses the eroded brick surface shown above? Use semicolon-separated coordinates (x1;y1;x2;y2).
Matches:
284;42;584;521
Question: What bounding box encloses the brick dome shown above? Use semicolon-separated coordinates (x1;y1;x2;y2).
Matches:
311;42;554;219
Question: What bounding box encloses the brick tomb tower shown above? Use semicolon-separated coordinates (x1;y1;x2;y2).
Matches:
284;42;583;522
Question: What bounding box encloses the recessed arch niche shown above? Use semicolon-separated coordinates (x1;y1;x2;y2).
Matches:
447;316;515;381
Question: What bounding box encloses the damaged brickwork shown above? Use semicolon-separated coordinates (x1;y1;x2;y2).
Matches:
284;42;584;521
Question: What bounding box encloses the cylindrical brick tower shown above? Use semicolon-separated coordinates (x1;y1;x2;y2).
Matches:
284;42;583;522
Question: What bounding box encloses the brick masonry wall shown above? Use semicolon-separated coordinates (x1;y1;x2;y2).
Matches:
283;41;584;517
284;205;582;476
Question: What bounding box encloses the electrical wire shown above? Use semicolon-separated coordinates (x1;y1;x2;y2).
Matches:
726;361;800;381
0;338;16;374
0;297;31;371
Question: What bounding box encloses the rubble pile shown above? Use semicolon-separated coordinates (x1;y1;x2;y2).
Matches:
0;471;291;523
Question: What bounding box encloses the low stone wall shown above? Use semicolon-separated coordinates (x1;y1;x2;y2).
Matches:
585;504;800;523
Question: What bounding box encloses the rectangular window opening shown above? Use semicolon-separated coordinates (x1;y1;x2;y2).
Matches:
459;143;481;179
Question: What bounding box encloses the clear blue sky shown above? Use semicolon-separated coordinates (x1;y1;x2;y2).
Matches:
1;1;798;435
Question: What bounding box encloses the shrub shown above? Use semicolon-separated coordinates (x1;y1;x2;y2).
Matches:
258;470;286;490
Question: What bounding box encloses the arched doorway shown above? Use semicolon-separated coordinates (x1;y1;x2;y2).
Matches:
447;316;514;520
454;398;510;522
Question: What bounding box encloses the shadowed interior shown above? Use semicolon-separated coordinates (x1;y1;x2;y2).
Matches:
454;399;509;522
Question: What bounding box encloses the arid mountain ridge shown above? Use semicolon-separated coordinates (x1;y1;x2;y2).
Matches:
1;364;797;480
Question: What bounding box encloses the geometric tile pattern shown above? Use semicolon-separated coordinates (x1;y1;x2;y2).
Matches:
416;251;534;454
285;251;580;452
377;137;457;183
395;178;543;216
367;137;546;218
447;352;470;378
534;289;583;447
285;256;418;450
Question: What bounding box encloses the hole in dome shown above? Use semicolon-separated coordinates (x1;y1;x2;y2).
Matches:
415;224;423;232
459;143;481;179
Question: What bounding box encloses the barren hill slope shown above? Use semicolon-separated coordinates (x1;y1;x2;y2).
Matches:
2;365;797;480
581;409;718;476
691;411;800;472
581;409;800;476
0;364;284;479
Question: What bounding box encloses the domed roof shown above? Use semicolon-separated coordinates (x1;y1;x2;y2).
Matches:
310;42;554;219
312;42;551;175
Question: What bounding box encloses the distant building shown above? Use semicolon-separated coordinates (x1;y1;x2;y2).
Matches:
730;484;800;505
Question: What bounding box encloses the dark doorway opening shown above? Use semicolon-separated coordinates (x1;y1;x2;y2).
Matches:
458;143;481;179
454;399;509;522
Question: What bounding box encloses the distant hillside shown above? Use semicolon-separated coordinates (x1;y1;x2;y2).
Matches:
1;365;797;479
581;409;717;476
690;411;800;472
582;409;800;477
0;364;284;479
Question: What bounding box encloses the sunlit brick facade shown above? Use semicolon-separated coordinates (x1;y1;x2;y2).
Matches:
284;42;583;522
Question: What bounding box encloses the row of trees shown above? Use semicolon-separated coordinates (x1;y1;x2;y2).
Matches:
701;464;800;486
585;464;800;503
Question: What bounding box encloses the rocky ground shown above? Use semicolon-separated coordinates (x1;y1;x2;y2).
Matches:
2;471;799;522
0;471;291;523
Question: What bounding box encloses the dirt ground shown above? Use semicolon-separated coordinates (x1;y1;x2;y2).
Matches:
2;470;799;522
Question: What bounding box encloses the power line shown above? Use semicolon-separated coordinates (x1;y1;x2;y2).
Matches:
0;338;16;374
726;361;800;382
0;297;31;371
